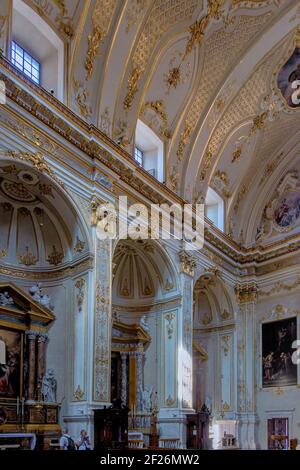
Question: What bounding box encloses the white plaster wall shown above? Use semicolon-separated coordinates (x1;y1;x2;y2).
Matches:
255;290;300;449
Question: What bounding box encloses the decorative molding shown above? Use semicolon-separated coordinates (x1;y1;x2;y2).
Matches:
74;236;85;253
123;66;142;110
47;245;64;266
235;282;258;303
164;312;175;340
73;79;92;119
259;276;300;297
19;246;37;266
179;250;197;276
74;385;85;401
75;278;85;312
7;150;64;188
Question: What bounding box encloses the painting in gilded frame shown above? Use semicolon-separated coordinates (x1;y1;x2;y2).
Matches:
0;327;23;399
262;317;297;388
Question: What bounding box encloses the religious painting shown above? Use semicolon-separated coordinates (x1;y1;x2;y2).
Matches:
277;47;300;108
274;191;300;229
262;317;297;388
0;328;22;398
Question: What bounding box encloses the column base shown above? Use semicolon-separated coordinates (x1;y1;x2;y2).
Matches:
158;408;192;449
236;412;259;449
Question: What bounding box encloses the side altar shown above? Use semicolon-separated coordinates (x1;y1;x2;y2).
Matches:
0;282;60;449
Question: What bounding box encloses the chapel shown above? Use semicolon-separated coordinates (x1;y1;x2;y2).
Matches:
0;0;299;451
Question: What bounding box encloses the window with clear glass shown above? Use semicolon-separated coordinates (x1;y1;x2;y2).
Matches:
11;41;40;85
134;147;143;167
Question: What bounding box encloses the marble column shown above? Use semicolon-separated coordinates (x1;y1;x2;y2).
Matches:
136;349;144;411
26;330;37;401
120;352;128;405
37;333;48;401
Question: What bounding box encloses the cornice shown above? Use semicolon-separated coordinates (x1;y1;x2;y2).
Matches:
0;56;299;272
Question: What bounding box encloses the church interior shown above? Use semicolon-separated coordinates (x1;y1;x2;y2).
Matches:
0;0;300;451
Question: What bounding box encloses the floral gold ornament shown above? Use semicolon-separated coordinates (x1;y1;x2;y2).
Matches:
19;246;37;266
163;0;225;94
231;147;242;163
53;0;74;37
123;66;142;110
199;149;213;182
176;123;192;162
47;245;64;266
74;385;85;401
85;25;103;79
85;0;118;78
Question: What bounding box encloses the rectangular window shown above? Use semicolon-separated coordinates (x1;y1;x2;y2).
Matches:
11;41;40;85
134;147;143;167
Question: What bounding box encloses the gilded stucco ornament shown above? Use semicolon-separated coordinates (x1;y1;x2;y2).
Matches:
75;278;85;312
19;246;37;266
73;80;92;119
123;66;142;110
141;100;171;139
74;385;85;401
211;170;231;198
85;0;118;79
47;245;64;266
7;150;64;188
235;282;258;303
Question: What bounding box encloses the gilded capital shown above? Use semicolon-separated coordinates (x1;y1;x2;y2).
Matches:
235;283;258;303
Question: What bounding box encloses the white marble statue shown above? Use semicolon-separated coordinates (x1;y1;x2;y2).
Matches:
41;368;57;403
0;291;14;307
140;386;153;412
29;283;54;310
140;315;149;333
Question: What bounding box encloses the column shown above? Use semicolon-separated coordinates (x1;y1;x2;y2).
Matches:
26;330;37;402
120;352;128;405
37;333;48;401
93;237;113;403
235;282;258;449
158;250;195;448
136;349;144;411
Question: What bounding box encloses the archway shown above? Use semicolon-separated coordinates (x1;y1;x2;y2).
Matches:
111;238;178;446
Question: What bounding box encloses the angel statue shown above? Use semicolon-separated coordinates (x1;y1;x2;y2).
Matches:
41;368;57;403
140;386;153;412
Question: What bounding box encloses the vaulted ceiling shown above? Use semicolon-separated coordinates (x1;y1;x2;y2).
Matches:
19;1;300;245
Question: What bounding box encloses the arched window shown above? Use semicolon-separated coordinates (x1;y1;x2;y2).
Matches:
134;119;164;183
11;0;64;101
205;187;224;232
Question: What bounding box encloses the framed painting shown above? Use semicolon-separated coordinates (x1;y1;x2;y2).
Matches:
0;327;23;399
262;317;297;388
